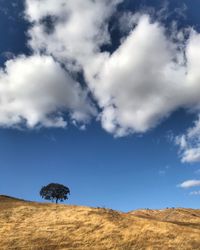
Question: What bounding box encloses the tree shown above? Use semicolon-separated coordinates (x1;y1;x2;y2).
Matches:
40;183;70;204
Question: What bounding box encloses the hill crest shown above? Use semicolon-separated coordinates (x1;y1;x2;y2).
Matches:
0;195;200;249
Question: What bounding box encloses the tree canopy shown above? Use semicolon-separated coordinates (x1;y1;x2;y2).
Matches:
40;183;70;204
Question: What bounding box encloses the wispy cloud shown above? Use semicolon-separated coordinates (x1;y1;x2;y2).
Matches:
190;190;200;195
175;117;200;163
158;170;166;176
178;180;200;189
195;169;200;175
158;165;170;176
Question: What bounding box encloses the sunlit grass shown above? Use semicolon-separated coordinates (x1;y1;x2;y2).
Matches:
0;195;200;249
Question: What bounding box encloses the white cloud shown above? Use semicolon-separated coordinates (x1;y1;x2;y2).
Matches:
178;180;200;188
0;55;95;128
190;190;200;195
0;0;121;130
25;0;200;136
175;116;200;163
1;0;200;138
25;0;122;70
89;17;200;136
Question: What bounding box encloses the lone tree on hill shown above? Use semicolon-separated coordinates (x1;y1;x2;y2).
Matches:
40;183;70;204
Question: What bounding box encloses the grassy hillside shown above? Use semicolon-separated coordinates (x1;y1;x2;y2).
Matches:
0;195;200;250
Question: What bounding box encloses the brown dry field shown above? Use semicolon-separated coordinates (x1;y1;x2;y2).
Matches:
0;195;200;250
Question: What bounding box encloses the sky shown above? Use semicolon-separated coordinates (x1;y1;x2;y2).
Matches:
0;0;200;212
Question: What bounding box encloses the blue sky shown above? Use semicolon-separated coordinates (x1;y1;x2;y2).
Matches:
0;0;200;211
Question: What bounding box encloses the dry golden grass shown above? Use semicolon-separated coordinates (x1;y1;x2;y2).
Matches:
0;195;200;250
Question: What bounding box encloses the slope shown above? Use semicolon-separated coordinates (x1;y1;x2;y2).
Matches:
0;195;200;250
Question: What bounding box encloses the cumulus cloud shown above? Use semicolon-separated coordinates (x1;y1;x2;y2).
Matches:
0;55;95;128
90;18;200;136
175;117;200;163
24;0;200;136
0;0;119;129
178;180;200;188
25;0;122;70
1;0;200;137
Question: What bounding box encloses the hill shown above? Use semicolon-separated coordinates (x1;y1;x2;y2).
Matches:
0;195;200;250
